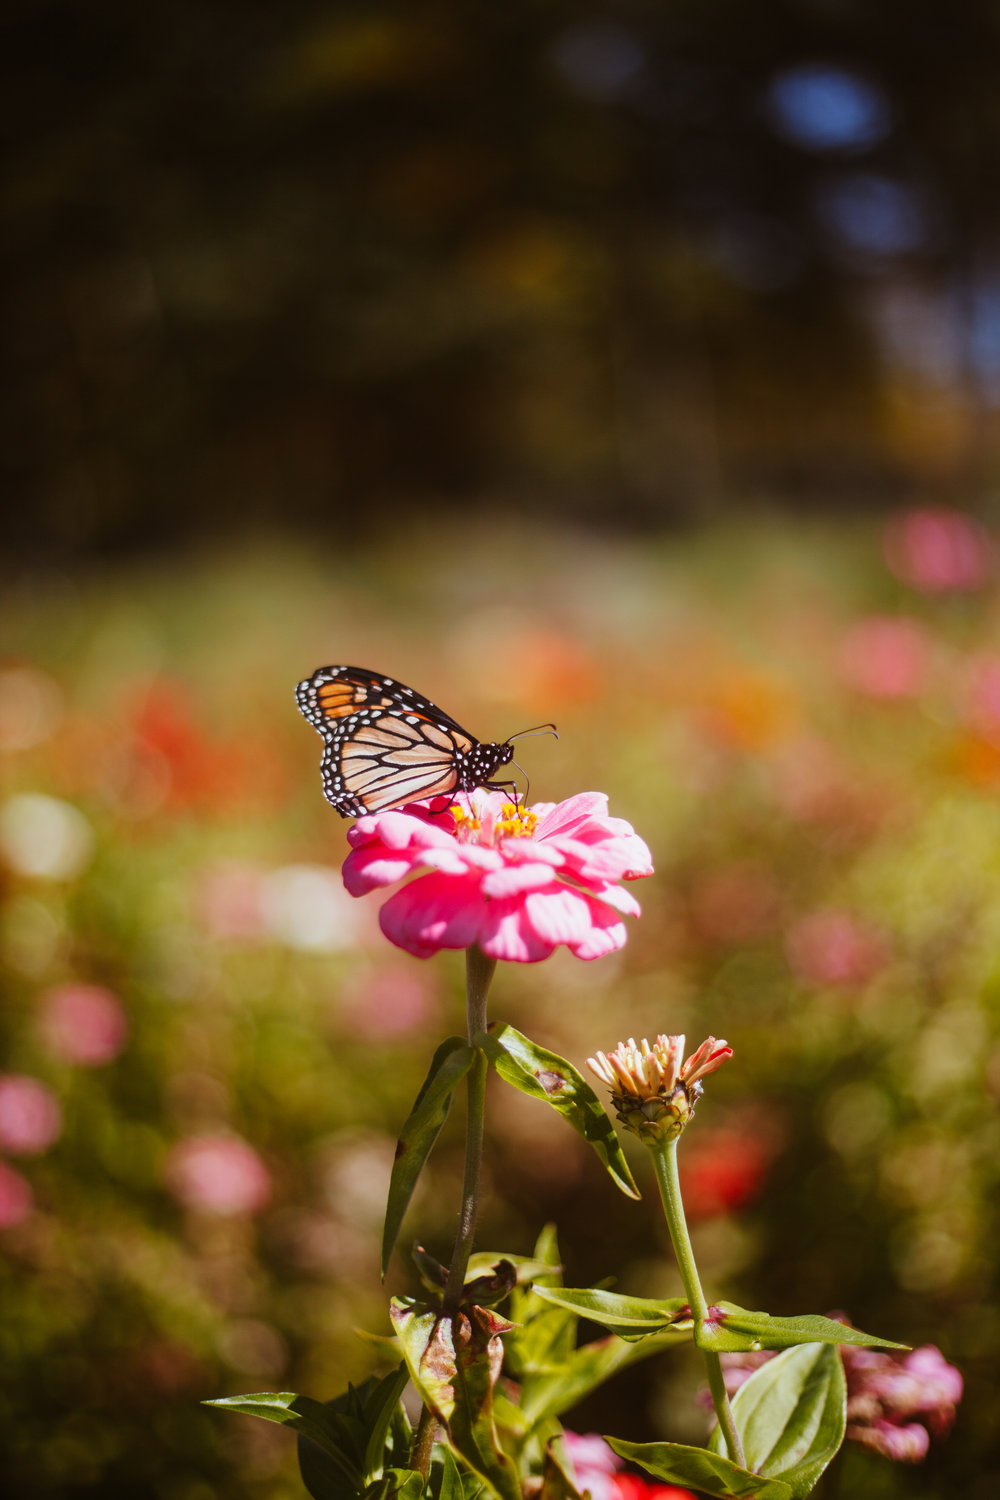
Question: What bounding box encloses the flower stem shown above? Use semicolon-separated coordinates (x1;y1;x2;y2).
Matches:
652;1137;746;1470
441;945;496;1316
409;1404;437;1477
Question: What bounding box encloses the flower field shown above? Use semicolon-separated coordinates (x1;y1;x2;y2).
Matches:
1;512;998;1498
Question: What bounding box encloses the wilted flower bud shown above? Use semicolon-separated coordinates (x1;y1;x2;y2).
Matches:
587;1034;732;1145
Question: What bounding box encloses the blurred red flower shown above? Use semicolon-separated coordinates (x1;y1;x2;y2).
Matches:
680;1128;771;1219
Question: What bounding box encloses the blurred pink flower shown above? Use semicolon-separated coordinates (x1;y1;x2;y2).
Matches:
39;983;128;1066
339;964;438;1038
786;909;888;987
562;1434;694;1500
0;1075;62;1156
838;616;931;700
716;1339;962;1464
563;1432;623;1500
342;790;653;963
165;1133;272;1217
197;860;266;941
885;506;993;593
0;1160;34;1228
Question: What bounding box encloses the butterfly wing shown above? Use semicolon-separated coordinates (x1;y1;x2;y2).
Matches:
295;665;479;816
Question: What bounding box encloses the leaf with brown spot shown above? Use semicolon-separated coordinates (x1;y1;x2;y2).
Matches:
479;1023;638;1199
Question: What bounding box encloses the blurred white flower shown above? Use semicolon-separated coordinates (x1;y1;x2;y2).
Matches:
263;864;371;951
0;794;95;880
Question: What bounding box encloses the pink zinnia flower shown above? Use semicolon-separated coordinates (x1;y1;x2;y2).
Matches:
342;790;653;962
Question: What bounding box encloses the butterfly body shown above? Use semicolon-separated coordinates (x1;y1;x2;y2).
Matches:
296;664;516;817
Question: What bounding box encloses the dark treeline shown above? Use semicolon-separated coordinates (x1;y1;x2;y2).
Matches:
4;0;1000;557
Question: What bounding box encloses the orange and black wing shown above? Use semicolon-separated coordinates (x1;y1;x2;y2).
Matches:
295;665;477;816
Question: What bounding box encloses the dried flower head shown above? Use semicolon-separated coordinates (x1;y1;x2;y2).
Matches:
587;1034;732;1145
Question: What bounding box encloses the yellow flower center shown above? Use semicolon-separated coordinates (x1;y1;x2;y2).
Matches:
496;802;538;838
451;800;538;844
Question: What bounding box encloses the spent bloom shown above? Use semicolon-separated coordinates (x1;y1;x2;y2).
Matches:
588;1034;732;1145
341;790;652;962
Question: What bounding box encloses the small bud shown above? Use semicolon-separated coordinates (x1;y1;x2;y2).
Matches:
587;1034;732;1145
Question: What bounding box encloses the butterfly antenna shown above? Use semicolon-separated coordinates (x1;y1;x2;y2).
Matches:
507;722;559;743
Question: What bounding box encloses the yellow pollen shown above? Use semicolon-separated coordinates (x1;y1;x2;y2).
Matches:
451;805;482;840
450;800;537;843
497;803;538;838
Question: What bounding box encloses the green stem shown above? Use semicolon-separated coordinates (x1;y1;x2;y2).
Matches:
652;1137;746;1469
441;945;496;1316
408;1402;437;1477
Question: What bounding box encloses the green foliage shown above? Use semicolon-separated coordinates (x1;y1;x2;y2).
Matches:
479;1024;639;1199
697;1306;906;1355
531;1287;690;1342
707;1344;847;1498
607;1439;791;1499
533;1289;903;1354
207;1367;411;1500
382;1038;476;1276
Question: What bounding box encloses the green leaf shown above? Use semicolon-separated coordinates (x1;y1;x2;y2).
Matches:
291;1369;413;1500
361;1366;413;1478
518;1328;685;1427
382;1037;475;1276
510;1225;564;1328
365;1470;426;1500
429;1442;487;1500
205;1393;361;1481
479;1024;638;1199
697;1305;908;1355
466;1251;557;1285
708;1343;846;1498
532;1287;689;1342
606;1438;791;1499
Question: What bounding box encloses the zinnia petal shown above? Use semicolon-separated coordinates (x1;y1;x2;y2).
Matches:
378;872;484;958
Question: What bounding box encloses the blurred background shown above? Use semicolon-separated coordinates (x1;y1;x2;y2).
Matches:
2;2;1000;1498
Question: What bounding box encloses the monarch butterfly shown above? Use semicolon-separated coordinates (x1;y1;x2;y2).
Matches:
296;665;554;818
